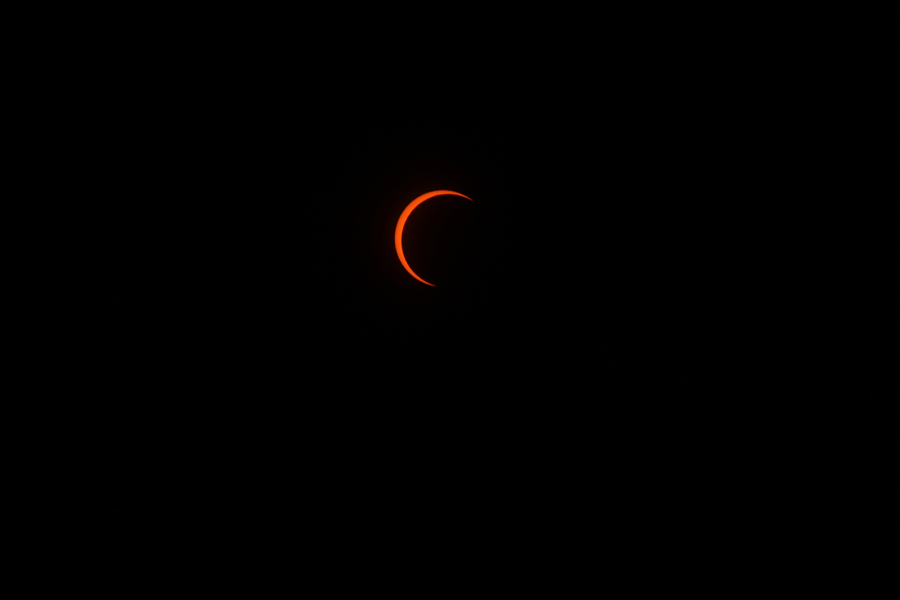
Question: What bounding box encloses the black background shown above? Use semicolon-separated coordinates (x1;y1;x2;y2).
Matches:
22;6;856;594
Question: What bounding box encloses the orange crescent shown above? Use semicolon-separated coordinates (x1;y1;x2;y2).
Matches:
395;190;473;287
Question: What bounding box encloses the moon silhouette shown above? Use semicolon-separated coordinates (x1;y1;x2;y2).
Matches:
395;190;473;286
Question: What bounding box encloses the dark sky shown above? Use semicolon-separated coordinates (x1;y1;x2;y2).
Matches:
29;7;844;592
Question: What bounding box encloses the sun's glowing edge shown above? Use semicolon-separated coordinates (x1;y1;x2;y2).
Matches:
395;190;472;287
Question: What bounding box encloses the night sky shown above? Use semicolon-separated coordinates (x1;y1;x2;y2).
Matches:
29;7;846;593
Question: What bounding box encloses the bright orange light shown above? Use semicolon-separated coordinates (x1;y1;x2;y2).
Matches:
395;190;472;287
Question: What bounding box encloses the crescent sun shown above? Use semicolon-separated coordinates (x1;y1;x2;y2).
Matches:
395;189;473;287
